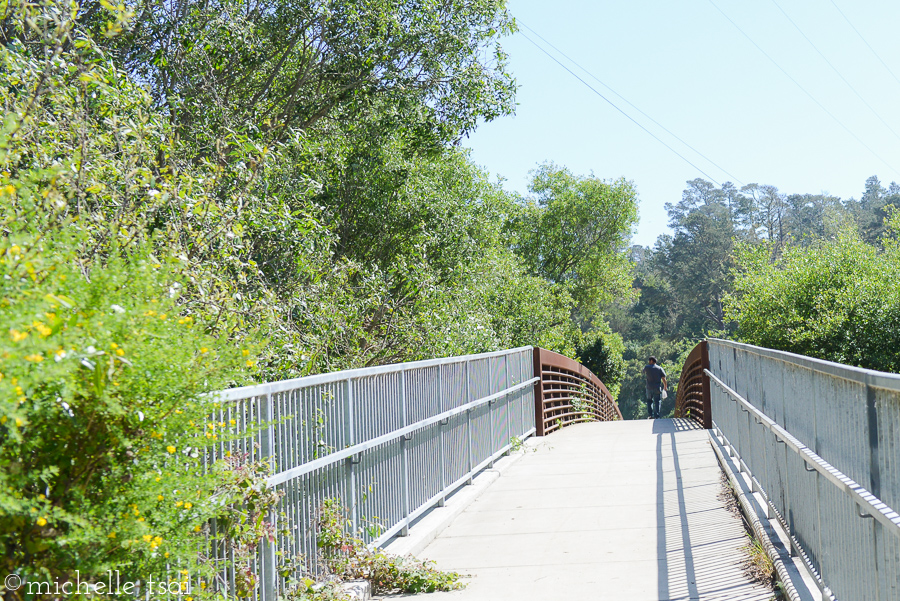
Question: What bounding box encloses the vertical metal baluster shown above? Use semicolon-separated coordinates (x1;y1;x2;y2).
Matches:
489;358;495;468
400;371;411;536
438;364;447;507
344;378;357;535
260;391;276;601
521;351;528;434
466;360;474;485
505;357;511;454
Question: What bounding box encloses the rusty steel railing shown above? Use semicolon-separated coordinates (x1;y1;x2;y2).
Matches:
673;340;711;428
532;347;622;436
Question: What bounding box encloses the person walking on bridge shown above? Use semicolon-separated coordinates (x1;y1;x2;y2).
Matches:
642;356;667;419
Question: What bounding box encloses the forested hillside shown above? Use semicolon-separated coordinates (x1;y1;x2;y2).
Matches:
611;176;900;419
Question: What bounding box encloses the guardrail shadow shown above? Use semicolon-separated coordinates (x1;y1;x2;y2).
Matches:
654;418;771;601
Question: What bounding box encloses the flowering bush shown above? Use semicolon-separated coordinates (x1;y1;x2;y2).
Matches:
0;231;277;595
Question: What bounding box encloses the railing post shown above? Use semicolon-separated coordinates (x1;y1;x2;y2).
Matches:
532;348;545;436
438;365;447;507
465;361;474;485
399;371;411;536
260;391;276;601
505;357;511;454
701;340;712;429
488;358;495;468
344;378;357;534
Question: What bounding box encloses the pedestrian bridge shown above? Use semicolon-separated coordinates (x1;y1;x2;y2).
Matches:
212;340;900;601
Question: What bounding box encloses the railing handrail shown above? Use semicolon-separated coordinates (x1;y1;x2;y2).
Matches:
709;338;900;391
706;369;900;535
214;346;535;401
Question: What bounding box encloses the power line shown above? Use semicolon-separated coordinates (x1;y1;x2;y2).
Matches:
518;21;744;186
827;0;900;91
706;0;900;179
516;31;723;186
769;0;900;144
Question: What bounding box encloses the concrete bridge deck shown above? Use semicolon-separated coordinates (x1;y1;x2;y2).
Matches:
408;419;772;601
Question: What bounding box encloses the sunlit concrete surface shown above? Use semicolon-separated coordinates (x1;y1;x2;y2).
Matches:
404;419;772;601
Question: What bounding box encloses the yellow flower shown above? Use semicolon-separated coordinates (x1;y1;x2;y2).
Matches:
246;359;255;367
158;314;167;320
200;347;208;354
207;423;214;429
108;532;116;539
137;517;145;522
242;349;250;356
9;329;27;342
183;503;192;510
36;517;47;526
229;419;236;426
34;322;51;337
24;354;43;362
175;501;183;507
0;416;6;425
153;536;162;545
194;525;201;532
166;446;176;454
116;348;125;356
142;535;152;542
205;433;212;439
157;495;164;501
164;552;169;558
15;418;22;427
155;477;161;482
110;342;118;349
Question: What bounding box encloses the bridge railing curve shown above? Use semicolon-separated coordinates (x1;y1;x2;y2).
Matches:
673;339;711;428
532;347;622;436
703;338;900;601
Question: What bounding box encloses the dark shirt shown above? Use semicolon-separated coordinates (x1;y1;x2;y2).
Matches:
643;363;666;392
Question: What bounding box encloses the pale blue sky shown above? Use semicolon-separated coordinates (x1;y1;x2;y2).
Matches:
464;0;900;246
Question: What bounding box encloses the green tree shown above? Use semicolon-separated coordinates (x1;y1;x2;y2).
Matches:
511;162;639;319
727;229;900;372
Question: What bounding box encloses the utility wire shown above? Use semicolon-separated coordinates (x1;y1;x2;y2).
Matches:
827;0;900;91
516;31;722;185
706;0;900;179
518;21;744;186
769;0;900;144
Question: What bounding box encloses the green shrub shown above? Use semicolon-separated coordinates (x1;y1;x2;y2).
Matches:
0;228;283;592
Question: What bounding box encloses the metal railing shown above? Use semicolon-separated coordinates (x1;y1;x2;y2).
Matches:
210;347;536;600
673;340;711;428
706;338;900;601
532;347;622;436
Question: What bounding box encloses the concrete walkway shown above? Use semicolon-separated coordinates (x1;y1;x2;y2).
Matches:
410;419;772;601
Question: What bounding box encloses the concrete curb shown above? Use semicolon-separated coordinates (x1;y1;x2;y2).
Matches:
708;430;821;601
381;436;546;558
340;579;371;600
